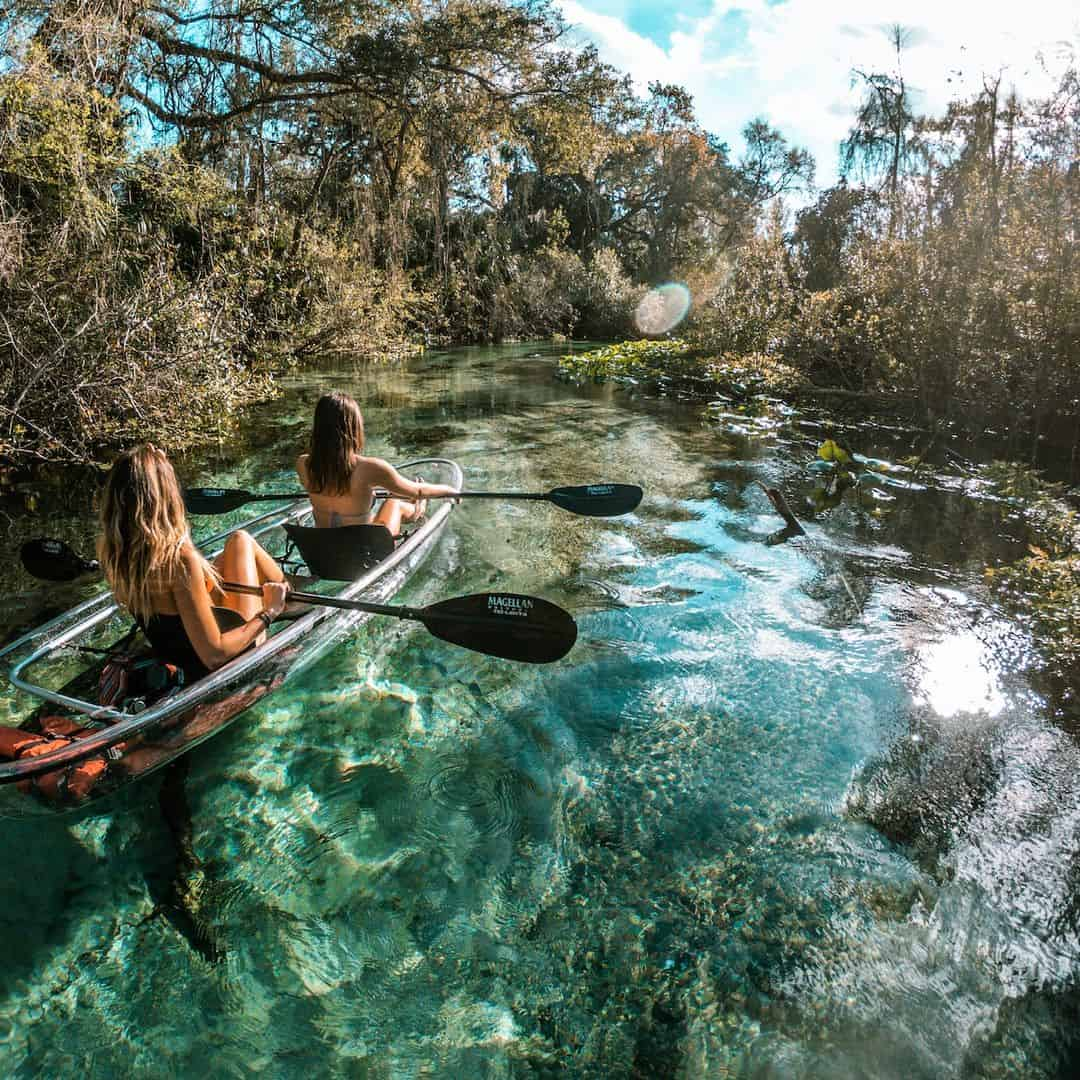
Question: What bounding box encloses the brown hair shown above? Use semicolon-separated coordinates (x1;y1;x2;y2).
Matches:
97;444;216;620
307;391;365;495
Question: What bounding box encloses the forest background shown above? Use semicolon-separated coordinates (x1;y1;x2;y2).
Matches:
0;1;1077;472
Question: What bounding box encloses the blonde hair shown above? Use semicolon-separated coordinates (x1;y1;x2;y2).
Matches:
97;444;217;620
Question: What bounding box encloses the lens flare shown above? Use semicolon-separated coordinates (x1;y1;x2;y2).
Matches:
634;283;691;336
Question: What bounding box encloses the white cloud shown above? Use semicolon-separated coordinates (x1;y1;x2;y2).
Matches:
557;0;1080;185
559;0;749;90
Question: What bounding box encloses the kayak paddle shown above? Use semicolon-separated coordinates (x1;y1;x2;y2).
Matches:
184;483;643;518
20;538;577;664
183;487;308;514
20;538;101;581
221;582;576;664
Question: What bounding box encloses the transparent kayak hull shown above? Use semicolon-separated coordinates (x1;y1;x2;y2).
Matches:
0;459;462;818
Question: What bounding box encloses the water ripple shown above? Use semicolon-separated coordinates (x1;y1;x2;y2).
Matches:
426;757;526;838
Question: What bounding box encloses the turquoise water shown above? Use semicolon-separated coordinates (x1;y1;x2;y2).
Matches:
1;344;1077;1076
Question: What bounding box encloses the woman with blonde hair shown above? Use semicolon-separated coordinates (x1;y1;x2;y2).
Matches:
98;443;289;679
0;443;290;801
297;391;459;533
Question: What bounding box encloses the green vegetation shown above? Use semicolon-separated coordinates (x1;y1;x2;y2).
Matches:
984;463;1080;685
0;0;809;465
0;50;416;462
1;7;1077;473
571;41;1080;471
559;339;692;383
558;339;804;400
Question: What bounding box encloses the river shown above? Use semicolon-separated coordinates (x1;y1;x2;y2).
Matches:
0;342;1077;1077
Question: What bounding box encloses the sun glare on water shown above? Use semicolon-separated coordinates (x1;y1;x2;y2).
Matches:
914;627;1006;719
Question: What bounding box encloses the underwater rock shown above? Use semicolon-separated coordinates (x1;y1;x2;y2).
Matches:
844;709;1002;869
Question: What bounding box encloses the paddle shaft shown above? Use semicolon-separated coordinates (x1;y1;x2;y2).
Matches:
196;489;547;502
220;581;556;633
421;491;544;501
222;580;420;620
185;484;641;517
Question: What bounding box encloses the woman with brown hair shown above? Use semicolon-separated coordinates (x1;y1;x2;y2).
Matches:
98;443;289;680
297;391;459;533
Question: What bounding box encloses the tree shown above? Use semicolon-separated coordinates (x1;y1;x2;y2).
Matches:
793;182;879;291
840;24;919;232
739;118;815;204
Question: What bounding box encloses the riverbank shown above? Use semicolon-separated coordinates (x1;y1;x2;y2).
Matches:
0;66;638;471
557;337;971;429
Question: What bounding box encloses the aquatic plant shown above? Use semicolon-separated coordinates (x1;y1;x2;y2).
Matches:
557;340;804;403
983;462;1080;685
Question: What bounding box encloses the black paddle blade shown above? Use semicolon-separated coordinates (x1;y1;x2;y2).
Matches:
548;484;642;517
420;593;577;663
21;538;100;582
184;487;261;514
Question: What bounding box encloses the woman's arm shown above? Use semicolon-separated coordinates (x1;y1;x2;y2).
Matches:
173;549;288;670
368;458;459;500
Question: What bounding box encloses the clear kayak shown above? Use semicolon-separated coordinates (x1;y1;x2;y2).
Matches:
0;458;463;818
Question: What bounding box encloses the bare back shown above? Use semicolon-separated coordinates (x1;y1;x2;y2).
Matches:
297;452;384;527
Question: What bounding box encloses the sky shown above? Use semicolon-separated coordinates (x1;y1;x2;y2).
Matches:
555;0;1080;189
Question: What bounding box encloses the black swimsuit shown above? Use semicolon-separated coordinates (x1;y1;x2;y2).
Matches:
139;607;246;682
139;613;212;681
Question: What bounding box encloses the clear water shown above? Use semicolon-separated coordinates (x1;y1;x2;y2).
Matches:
1;343;1077;1077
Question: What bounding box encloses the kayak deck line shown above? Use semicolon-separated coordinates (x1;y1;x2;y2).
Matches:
0;458;463;811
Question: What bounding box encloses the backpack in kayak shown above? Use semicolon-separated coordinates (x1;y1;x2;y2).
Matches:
99;654;185;709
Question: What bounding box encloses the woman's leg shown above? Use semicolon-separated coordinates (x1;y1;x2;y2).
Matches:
215;530;284;620
374;497;425;534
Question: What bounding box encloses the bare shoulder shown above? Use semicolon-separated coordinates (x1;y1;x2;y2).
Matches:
177;542;205;578
359;456;395;484
168;543;208;599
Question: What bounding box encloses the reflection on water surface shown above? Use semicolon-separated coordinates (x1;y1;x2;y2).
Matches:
1;343;1078;1077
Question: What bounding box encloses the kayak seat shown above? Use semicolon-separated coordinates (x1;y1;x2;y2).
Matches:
282;523;396;581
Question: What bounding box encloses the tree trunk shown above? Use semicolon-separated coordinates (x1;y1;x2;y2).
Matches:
289;145;340;260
